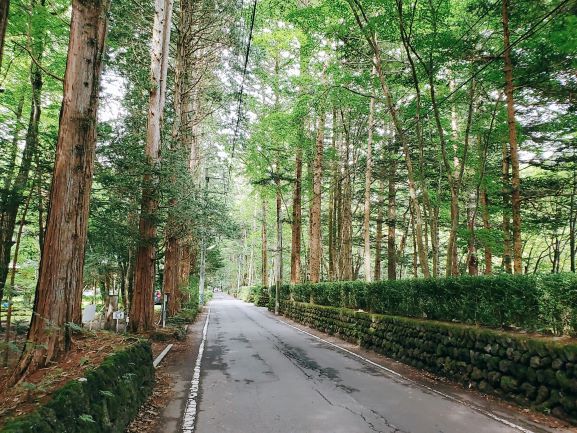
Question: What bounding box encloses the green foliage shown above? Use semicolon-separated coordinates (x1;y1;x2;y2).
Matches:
273;274;577;335
181;276;200;311
238;285;270;306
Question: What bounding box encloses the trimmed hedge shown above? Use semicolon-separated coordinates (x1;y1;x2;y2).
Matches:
238;286;270;307
277;300;577;423
275;273;577;335
1;340;154;433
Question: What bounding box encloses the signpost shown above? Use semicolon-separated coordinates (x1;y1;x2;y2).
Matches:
162;294;167;328
112;310;124;333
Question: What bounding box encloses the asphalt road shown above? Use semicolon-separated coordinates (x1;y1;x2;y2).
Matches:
192;294;562;433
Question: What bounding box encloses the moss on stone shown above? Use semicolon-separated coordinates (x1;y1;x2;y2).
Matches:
278;300;577;424
1;341;154;433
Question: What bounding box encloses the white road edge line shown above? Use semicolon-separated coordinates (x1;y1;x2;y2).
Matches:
182;307;211;433
276;317;536;433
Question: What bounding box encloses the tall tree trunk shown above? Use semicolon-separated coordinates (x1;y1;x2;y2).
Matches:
368;37;429;277
0;4;45;301
163;1;188;315
328;109;338;280
502;0;523;274
448;78;461;276
430;77;474;276
397;4;434;276
164;237;180;315
467;190;479;275
363;76;376;282
178;242;191;305
374;179;384;280
11;0;109;381
387;142;397;280
429;78;463;277
410;209;418;278
124;249;133;310
0;95;24;196
340;112;353;281
570;159;577;272
309;114;325;283
0;0;8;69
347;1;429;276
130;0;173;332
35;150;46;252
480;188;493;274
3;181;32;367
502;142;513;273
261;197;268;287
274;176;282;314
290;147;302;284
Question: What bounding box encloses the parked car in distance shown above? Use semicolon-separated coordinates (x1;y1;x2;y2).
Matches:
154;290;162;305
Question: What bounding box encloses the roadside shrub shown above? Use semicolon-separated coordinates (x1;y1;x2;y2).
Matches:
269;273;577;335
255;286;270;307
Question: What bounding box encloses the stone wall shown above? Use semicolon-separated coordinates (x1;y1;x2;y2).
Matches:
1;340;155;433
278;300;577;423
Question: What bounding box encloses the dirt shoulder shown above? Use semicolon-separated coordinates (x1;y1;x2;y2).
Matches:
0;331;134;427
126;307;208;433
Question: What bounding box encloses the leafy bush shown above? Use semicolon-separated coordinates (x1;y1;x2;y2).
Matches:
239;286;270;306
270;273;577;335
181;276;199;311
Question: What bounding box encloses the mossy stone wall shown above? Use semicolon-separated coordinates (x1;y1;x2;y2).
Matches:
1;341;154;433
278;300;577;423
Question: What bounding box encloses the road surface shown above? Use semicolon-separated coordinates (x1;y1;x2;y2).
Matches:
185;294;564;433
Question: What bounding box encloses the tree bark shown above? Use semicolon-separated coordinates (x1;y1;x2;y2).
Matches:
11;0;109;381
178;242;192;306
339;112;353;281
502;142;513;273
290;146;302;284
362;30;429;277
387;141;397;280
480;188;493;274
164;236;180;315
0;3;45;301
0;95;24;198
309;114;325;283
130;0;173;332
274;175;282;314
374;179;384;280
502;0;523;274
328;109;339;280
0;0;8;69
261;197;268;287
397;3;435;276
363;75;376;282
467;189;479;275
3;181;32;367
570;159;577;272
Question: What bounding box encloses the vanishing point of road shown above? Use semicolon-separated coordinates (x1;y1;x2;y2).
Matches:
167;294;571;433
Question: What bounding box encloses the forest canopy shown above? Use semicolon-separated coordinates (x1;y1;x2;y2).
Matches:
0;0;576;380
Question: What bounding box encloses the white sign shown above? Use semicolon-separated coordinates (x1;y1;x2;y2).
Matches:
112;311;125;320
82;304;96;323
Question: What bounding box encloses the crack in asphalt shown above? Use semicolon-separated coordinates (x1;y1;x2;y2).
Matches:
314;386;399;433
237;305;410;433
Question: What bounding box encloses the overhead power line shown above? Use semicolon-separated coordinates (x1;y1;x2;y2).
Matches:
230;0;258;162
